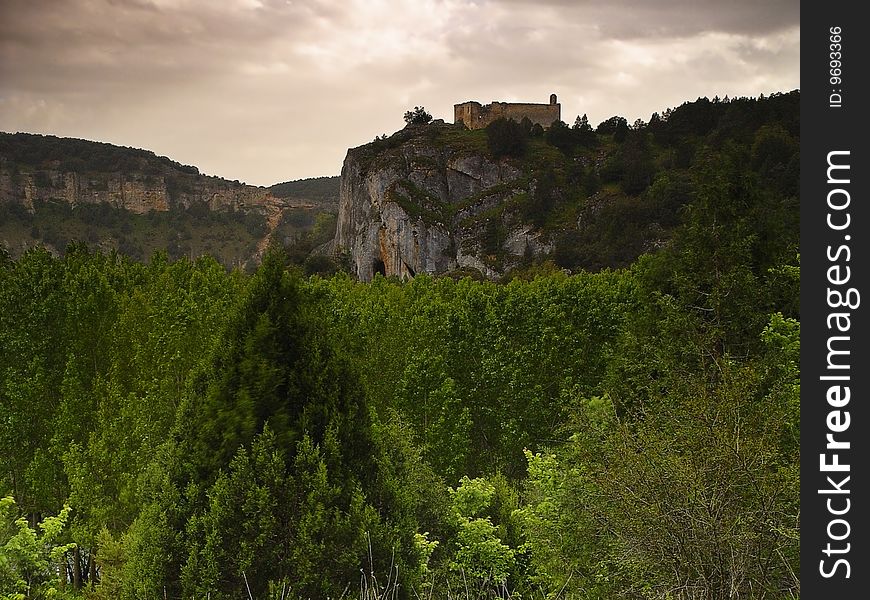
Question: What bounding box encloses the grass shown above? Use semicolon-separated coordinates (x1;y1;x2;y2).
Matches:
433;126;489;156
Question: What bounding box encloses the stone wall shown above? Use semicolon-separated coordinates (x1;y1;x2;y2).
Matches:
454;95;561;130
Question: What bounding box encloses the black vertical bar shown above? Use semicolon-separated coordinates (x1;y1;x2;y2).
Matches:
801;1;868;597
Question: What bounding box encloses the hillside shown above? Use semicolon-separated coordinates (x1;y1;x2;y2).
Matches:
334;91;799;280
0;133;339;268
269;175;340;205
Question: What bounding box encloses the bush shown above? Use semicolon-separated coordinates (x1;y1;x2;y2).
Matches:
544;120;575;154
596;115;629;138
404;106;433;126
0;497;76;599
485;118;528;158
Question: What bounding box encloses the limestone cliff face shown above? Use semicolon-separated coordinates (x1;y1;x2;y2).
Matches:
0;145;300;265
0;163;281;216
335;124;553;281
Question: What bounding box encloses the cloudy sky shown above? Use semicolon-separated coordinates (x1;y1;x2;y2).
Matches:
0;0;799;186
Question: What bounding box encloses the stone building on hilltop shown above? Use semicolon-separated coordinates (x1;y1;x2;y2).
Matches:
454;94;561;130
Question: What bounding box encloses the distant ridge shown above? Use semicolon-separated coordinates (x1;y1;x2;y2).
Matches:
269;176;340;204
0;132;339;267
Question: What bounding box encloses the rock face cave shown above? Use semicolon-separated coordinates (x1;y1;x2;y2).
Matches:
373;258;386;278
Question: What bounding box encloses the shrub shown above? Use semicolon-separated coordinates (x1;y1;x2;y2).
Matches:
485;118;528;158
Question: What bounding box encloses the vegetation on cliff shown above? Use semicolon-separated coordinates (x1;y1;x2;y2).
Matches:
343;91;798;278
0;133;203;178
268;175;339;204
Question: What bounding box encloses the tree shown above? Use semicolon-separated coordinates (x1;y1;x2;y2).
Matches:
572;114;592;132
121;250;427;598
543;120;575;154
522;330;800;600
0;496;76;599
596;352;799;599
403;106;433;126
618;129;656;195
596;115;629;140
447;477;516;589
485;118;528;158
181;427;381;599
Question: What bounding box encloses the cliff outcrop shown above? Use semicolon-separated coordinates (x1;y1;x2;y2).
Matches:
334;124;553;281
0;155;281;216
0;132;339;266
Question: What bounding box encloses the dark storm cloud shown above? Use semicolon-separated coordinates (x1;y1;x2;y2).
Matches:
0;0;319;92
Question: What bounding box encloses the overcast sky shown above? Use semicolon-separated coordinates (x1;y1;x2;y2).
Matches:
0;0;799;186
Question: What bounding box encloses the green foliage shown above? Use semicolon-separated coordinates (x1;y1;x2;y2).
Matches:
750;124;799;196
268;175;340;202
182;427;381;599
404;106;433;126
0;132;198;176
395;356;471;480
450;477;495;519
638;148;798;353
452;518;515;583
97;249;427;598
0;249;245;594
0;496;76;600
543;120;576;154
596;115;629;139
521;330;800;598
485;118;528;158
87;529;124;600
617;130;656;194
306;271;636;480
446;478;516;586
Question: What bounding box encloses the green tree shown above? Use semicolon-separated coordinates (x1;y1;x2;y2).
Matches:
572;114;591;131
619;129;656;194
123;250;425;598
182;427;380;599
0;496;76;600
522;335;799;599
0;249;67;515
571;113;596;146
544;120;576;154
485;118;528;158
395;355;471;481
447;477;516;588
596;115;629;139
404;106;433;126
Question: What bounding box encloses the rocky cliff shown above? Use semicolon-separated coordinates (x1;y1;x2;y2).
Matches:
0;132;338;265
334;92;803;281
334;123;553;281
0;134;284;216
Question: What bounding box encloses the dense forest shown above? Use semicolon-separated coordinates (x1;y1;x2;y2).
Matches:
0;92;799;599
